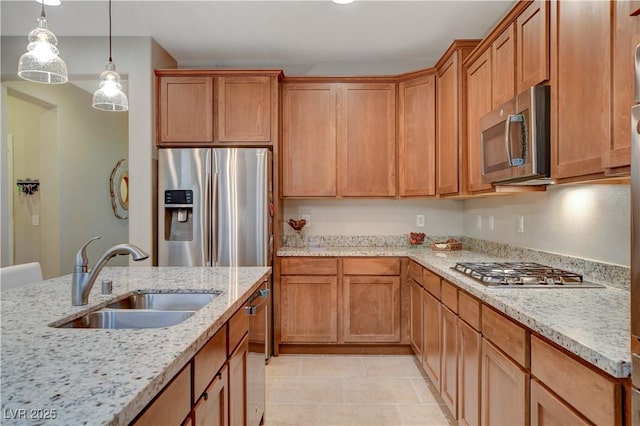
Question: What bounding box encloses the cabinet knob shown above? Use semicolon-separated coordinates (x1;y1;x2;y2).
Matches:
203;392;208;401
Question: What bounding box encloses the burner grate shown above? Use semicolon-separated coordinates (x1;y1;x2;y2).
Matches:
453;262;585;286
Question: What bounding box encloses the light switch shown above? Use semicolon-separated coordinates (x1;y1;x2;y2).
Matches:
517;216;525;233
32;214;39;226
416;214;425;227
488;216;494;231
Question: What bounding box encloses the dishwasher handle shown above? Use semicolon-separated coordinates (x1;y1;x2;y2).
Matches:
245;288;270;316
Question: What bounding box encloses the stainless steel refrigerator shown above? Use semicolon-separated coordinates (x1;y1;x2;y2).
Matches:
158;147;272;268
632;44;640;425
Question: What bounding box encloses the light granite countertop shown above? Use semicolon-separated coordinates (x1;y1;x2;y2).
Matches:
278;246;631;379
0;266;271;426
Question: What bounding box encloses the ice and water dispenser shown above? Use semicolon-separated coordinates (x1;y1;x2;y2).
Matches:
163;189;194;241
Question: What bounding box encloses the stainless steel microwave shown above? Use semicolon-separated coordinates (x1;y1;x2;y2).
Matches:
480;85;551;185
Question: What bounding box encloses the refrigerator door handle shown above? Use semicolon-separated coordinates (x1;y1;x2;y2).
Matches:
213;171;219;266
204;167;211;266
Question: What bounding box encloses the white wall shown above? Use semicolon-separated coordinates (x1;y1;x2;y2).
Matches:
284;199;464;236
5;81;129;278
463;184;631;266
1;36;177;270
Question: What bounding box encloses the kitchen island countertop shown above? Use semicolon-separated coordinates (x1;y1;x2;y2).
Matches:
278;246;630;379
0;266;271;426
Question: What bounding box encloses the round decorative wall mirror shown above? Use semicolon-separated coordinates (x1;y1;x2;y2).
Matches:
110;159;128;219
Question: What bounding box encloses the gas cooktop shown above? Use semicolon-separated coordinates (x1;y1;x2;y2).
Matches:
452;262;603;288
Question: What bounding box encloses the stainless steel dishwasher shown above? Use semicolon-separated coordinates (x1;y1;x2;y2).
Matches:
246;281;270;426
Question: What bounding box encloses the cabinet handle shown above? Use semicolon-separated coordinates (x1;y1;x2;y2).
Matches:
203;392;208;401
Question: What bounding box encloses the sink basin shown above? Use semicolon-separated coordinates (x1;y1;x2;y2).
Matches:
106;292;217;311
57;309;195;329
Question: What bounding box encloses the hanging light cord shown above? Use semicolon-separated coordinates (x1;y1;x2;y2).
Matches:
40;0;45;19
108;0;113;63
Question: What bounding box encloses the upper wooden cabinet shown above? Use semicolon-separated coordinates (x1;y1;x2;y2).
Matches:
281;80;396;198
436;41;479;196
282;83;337;197
551;1;611;180
398;73;437;197
158;76;214;144
216;76;272;143
516;0;550;92
156;70;281;147
466;49;494;194
491;24;516;108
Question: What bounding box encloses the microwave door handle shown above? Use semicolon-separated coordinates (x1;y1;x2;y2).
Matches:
505;114;515;166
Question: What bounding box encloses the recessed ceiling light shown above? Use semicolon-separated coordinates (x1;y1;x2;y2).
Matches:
333;0;355;4
34;0;62;6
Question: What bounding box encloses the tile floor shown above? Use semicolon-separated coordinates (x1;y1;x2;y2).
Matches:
264;355;455;426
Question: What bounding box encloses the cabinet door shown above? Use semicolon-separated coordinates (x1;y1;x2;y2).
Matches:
517;0;549;92
158;76;213;144
481;339;529;426
436;55;461;195
343;275;400;343
458;319;481;426
338;83;396;196
530;380;590;426
281;276;338;343
551;0;611;180
133;366;191;426
194;365;229;426
282;83;337;196
466;49;493;193
410;279;423;355
216;76;271;143
441;306;458;418
229;335;248;426
398;74;436;196
492;24;516;108
422;290;441;389
606;1;640;171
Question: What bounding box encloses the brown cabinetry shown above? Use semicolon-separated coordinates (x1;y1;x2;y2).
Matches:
229;335;248;426
409;279;423;355
422;289;442;389
133;365;192;426
441;305;458;417
491;24;516;108
436;41;478;196
398;73;437;196
193;365;229;426
458;318;481;426
481;339;530;426
530;379;590;426
156;70;281;147
516;0;549;92
281;83;337;196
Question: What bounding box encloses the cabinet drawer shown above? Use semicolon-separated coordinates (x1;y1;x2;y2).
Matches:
408;261;423;285
458;291;481;331
280;258;338;275
133;365;191;426
228;306;249;354
441;280;458;313
194;327;227;399
422;269;441;300
531;335;621;426
343;258;400;275
481;305;529;368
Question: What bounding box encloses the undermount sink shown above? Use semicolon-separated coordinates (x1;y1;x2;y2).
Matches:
57;309;195;329
106;292;218;311
54;291;219;329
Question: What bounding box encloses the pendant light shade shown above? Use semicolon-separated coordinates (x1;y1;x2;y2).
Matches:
92;0;128;112
17;5;68;84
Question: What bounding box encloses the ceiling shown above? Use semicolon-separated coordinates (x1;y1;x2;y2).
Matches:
1;0;514;75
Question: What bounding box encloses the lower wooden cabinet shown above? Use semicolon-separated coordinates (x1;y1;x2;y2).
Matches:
193;365;229;426
409;279;423;355
229;335;248;426
422;290;442;389
458;318;481;426
530;379;590;426
441;305;458;417
133;365;191;426
343;275;400;343
280;275;338;343
481;339;530;426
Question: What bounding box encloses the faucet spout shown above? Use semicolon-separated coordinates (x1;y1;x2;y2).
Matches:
72;237;150;306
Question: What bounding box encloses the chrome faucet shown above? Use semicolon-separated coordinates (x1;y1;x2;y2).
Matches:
72;236;149;305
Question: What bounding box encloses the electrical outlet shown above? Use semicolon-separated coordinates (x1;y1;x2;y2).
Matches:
32;214;39;226
476;215;482;229
301;214;311;226
416;214;425;227
488;215;495;231
517;216;525;233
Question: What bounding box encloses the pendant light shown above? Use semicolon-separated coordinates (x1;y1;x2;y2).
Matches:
92;0;128;112
17;1;68;84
